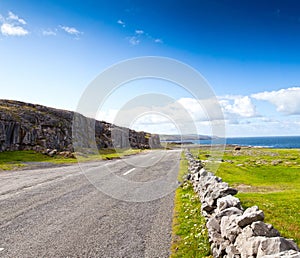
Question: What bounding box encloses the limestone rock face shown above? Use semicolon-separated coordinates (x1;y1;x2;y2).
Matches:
0;100;161;152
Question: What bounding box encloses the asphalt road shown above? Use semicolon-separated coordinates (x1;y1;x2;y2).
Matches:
0;149;181;258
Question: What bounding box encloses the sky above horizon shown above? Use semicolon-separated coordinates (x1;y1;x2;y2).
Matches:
1;0;300;137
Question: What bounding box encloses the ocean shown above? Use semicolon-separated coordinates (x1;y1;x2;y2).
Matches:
192;136;300;149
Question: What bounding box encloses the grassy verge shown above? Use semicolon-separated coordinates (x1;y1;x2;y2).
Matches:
193;146;300;246
170;153;212;258
76;148;143;162
0;150;75;170
0;148;143;171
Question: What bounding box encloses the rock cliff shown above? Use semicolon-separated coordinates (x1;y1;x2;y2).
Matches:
0;99;161;152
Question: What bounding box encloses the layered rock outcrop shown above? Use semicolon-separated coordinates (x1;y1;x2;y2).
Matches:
0;100;161;152
185;150;300;258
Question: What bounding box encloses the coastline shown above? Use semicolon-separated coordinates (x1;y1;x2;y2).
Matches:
161;136;300;149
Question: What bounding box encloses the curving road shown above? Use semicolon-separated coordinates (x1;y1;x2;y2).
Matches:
0;149;181;258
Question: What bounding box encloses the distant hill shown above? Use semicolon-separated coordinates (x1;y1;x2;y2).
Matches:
159;134;212;142
0;99;161;152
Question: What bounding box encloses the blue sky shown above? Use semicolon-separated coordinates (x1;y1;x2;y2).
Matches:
1;0;300;137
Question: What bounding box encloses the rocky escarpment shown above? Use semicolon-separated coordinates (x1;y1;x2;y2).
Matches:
0;99;161;152
185;150;300;258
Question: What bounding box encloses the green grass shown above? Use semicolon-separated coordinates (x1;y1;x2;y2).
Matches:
0;148;143;171
0;150;75;170
171;153;212;258
192;146;300;246
76;148;143;162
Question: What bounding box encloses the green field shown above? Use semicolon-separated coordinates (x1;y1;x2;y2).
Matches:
0;148;142;171
193;146;300;246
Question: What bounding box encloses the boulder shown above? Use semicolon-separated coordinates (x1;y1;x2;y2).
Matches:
250;221;280;237
221;214;242;243
235;235;267;258
211;239;230;258
199;167;208;177
216;195;242;212
215;207;243;221
237;206;264;228
234;222;281;257
207;217;221;233
201;201;216;213
225;245;240;258
257;237;299;257
48;149;57;157
260;250;300;258
211;183;238;200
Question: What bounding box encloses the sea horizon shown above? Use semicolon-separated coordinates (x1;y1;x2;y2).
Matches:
162;135;300;149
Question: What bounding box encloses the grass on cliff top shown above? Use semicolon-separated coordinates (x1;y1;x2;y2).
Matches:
192;146;300;246
0;148;142;171
170;153;212;258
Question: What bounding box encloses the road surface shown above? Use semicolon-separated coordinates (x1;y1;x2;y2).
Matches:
0;149;181;258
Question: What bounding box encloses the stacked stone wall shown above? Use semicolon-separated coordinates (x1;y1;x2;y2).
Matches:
185;150;300;258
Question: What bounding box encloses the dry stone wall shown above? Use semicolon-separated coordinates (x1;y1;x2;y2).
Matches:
0;100;161;152
185;150;300;258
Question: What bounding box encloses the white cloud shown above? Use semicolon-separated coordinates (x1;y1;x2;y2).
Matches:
117;17;162;46
97;109;119;123
131;114;169;125
130;113;180;134
117;19;125;27
123;24;162;46
97;89;300;136
219;95;257;118
135;29;144;35
132;120;179;135
60;25;82;36
154;38;163;43
252;87;300;115
128;36;140;45
96;97;224;135
42;29;56;36
8;11;26;25
225;117;300;137
0;11;29;36
177;98;210;121
127;30;145;45
1;23;28;36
